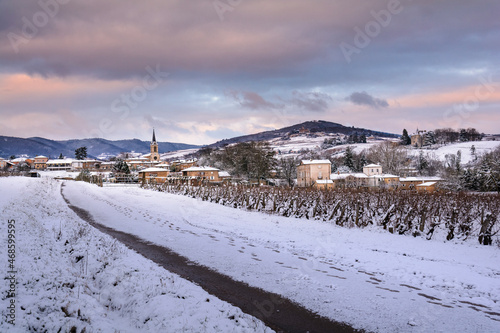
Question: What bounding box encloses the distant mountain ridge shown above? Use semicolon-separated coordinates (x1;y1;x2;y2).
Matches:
0;120;398;159
0;136;199;159
208;120;399;147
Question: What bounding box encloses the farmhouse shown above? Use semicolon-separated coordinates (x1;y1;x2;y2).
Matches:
182;166;221;182
171;159;197;172
314;179;334;189
416;182;438;192
33;155;49;170
363;164;382;176
399;176;442;190
46;159;74;171
330;173;368;189
367;174;400;189
297;160;332;187
0;158;14;170
138;167;170;184
72;159;102;171
10;157;33;167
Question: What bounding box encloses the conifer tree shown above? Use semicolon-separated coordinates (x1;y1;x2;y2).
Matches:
344;146;355;171
401;129;411;145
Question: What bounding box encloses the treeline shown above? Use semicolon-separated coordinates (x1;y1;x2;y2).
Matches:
460;146;500;192
401;127;482;146
145;183;499;246
197;141;277;180
434;128;482;144
321;133;366;149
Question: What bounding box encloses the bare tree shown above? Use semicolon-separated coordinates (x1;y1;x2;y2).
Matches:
367;141;408;175
278;157;298;187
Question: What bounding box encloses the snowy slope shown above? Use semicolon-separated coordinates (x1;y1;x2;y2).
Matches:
270;134;390;159
0;177;271;333
407;140;500;164
61;180;500;333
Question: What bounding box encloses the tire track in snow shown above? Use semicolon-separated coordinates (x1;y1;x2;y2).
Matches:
61;183;360;333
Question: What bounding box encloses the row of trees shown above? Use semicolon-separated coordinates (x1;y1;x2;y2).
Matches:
400;128;482;146
198;142;277;180
458;147;500;192
321;133;367;149
146;182;499;245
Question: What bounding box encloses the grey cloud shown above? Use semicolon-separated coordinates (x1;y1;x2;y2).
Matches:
347;91;389;108
289;91;332;112
143;114;189;134
226;90;283;110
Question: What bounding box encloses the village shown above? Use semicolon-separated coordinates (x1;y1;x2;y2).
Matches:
0;129;444;192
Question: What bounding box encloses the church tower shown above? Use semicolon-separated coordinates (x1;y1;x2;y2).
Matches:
150;129;160;162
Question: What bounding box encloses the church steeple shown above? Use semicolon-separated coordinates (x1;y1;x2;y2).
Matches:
149;128;160;162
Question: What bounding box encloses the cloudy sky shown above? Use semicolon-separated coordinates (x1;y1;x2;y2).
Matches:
1;0;499;144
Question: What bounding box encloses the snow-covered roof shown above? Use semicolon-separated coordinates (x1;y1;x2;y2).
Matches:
34;155;48;158
330;173;368;180
364;164;382;168
400;176;442;182
416;181;437;187
127;157;149;161
183;166;219;172
173;159;197;163
301;159;331;165
138;167;170;173
47;159;74;164
218;171;231;177
369;174;399;179
72;159;98;163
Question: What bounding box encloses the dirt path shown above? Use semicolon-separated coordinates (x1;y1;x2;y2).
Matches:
61;184;362;333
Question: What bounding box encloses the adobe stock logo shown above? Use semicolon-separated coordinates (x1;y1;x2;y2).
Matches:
213;0;243;21
340;0;409;64
443;74;498;128
7;0;72;54
85;65;169;139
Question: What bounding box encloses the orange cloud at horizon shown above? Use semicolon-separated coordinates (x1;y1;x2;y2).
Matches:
393;81;500;109
0;73;138;104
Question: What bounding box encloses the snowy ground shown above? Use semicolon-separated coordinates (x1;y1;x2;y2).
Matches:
270;134;389;158
269;133;500;164
57;179;500;332
0;177;271;333
161;148;199;161
407;140;500;164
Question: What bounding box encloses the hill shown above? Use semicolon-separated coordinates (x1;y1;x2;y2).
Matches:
207;120;398;147
0;136;199;159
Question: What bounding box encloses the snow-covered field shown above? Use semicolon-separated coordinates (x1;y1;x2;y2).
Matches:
408;140;500;164
270;135;388;158
0;177;271;333
55;179;500;332
269;133;500;164
2;175;499;332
